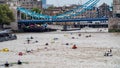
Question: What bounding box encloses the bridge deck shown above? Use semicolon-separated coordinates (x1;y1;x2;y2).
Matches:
18;18;108;23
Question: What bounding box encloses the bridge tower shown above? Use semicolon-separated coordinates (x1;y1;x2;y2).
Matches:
7;0;20;31
109;0;120;31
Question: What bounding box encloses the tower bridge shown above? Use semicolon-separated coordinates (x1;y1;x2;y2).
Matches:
9;0;110;31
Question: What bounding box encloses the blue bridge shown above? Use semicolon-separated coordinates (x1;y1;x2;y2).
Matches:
18;18;108;23
17;0;109;31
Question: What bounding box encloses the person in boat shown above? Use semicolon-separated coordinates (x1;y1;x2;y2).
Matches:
78;34;81;36
30;36;33;39
27;39;30;44
109;49;112;53
35;40;38;43
72;44;77;49
66;43;69;45
17;60;22;65
104;51;113;57
45;43;48;45
4;61;9;67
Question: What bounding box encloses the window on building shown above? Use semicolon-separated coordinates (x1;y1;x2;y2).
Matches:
14;4;16;6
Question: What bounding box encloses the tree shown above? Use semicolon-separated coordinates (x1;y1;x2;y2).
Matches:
47;5;55;10
21;13;26;19
31;8;42;14
0;4;15;29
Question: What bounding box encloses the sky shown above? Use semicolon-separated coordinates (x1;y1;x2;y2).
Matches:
47;0;113;7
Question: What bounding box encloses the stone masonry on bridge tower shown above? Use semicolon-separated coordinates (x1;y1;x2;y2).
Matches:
109;0;120;31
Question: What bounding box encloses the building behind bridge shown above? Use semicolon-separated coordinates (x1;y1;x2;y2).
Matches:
98;3;113;18
18;0;42;9
0;0;6;4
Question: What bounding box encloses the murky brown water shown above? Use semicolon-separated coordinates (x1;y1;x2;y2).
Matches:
0;31;120;68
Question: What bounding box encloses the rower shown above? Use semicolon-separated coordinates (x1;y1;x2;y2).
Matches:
72;44;77;49
17;60;22;65
45;43;49;45
4;61;9;67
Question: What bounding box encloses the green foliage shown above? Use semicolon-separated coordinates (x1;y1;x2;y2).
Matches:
21;13;26;19
31;8;42;14
109;29;120;32
0;4;15;26
47;5;55;10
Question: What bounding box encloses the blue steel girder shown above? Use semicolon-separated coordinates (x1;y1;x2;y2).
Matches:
17;0;100;19
68;0;100;17
17;7;50;19
18;18;108;23
56;0;94;17
57;0;99;18
56;0;99;18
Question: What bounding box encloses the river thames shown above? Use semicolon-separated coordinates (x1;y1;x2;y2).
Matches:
0;28;120;68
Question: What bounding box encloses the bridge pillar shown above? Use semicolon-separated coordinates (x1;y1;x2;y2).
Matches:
17;10;22;20
10;6;18;31
109;18;120;31
63;22;67;31
109;0;120;32
26;14;28;20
